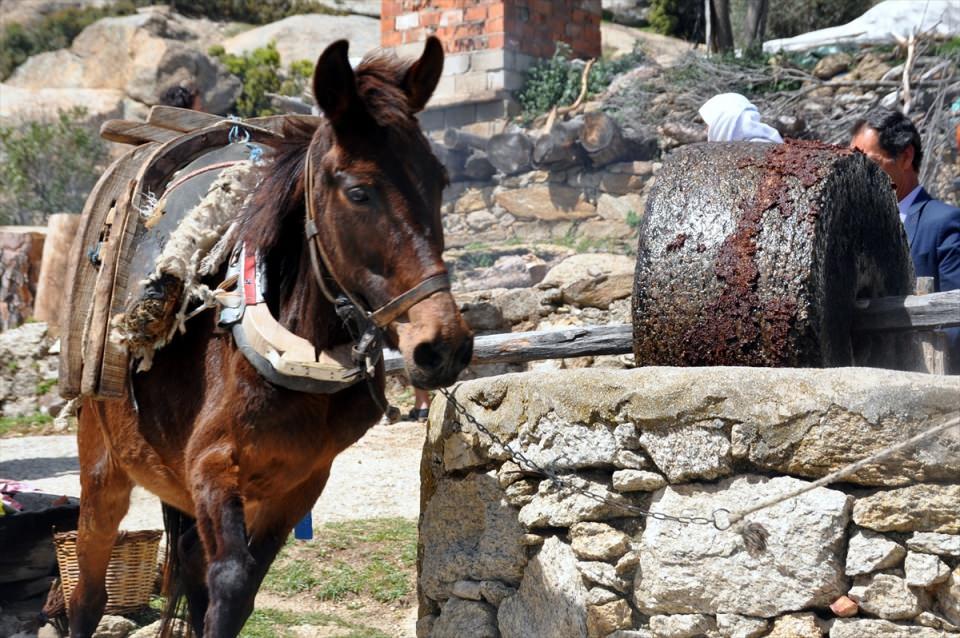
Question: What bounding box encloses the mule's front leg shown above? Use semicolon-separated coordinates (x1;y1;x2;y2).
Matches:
70;408;134;637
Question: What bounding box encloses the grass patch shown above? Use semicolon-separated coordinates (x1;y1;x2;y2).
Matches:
0;412;52;437
263;518;417;605
36;378;57;395
240;608;389;638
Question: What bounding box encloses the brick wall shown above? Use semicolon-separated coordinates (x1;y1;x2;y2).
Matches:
382;1;601;132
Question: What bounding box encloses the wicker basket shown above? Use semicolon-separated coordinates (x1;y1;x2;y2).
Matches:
53;529;162;615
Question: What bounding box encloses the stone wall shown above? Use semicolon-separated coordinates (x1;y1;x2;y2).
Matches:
417;367;960;638
440;160;657;250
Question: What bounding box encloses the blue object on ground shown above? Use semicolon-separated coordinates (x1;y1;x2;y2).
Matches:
294;512;313;540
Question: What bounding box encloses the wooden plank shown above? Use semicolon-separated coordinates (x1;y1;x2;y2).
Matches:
852;289;960;333
383;290;960;373
101;120;181;145
147;105;225;133
59;143;158;398
913;277;949;375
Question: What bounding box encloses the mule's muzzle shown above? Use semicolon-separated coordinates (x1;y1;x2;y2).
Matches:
409;333;473;389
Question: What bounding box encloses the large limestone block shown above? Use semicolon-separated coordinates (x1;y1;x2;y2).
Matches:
904;551;951;587
829;618;946;637
766;612;823;638
495;184;597;222
519;475;639;528
853;485;960;533
0;84;124;126
419;473;527;600
429;368;960;490
540;253;634;309
498;537;589;638
848;574;922;620
431;598;498;638
907;533;960;557
633;475;851;617
222;14;380;66
939;567;960;626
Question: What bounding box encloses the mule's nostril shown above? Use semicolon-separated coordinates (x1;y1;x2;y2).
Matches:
413;341;445;371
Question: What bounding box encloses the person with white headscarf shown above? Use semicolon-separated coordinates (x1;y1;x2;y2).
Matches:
698;93;783;143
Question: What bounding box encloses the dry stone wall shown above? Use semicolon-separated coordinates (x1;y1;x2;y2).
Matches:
417;367;960;638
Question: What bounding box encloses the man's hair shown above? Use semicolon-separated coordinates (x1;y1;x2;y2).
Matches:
850;107;923;171
159;84;199;109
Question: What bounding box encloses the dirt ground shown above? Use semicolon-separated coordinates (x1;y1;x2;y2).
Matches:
0;418;428;637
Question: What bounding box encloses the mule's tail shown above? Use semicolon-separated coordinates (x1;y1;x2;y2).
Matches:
159;503;194;638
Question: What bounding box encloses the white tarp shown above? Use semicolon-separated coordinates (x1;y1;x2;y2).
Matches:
764;0;960;53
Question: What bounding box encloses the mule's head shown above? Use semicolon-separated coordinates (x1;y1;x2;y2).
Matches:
307;37;472;389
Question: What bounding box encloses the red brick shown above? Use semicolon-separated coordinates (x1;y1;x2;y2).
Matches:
421;10;441;27
382;30;402;47
487;32;505;49
465;5;487;21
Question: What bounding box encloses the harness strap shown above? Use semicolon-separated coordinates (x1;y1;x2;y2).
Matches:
370;273;450;326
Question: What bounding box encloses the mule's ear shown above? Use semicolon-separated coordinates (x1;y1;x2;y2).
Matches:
314;39;358;125
402;36;444;113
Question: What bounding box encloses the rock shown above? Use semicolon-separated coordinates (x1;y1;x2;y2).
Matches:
938;566;960;626
829;618;945;637
914;610;960;632
458;297;506;332
540;253;634;309
907;532;960;557
8;8;239;114
453;187;495;215
419;473;527;600
495;184;597;221
498;536;589;638
639;418;732;482
612;470;667;492
813;52;853;79
577;561;629;593
479;580;516;606
615;550;640;578
128;618;190;638
519;475;639;528
904;551;950;587
491;286;547;321
453;579;483;600
845;529;906;576
507;412;621;472
91;615;136;638
851;53;893;82
587;587;621;605
633;475;851;617
431;598;498;638
648;613;716;637
715;613;769;638
829;596;859;618
614;450;649;470
596;192;645;221
766;612;823;637
598;173;647;196
222;13;380;66
587;599;633;637
466;210;498;231
415;615;436;638
0;84;124;126
853;485;960;533
569;522;631;561
848;574;921;620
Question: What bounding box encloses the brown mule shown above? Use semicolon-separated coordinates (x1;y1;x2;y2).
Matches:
68;37;472;638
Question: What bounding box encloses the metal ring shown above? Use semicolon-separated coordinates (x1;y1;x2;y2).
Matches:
712;508;732;530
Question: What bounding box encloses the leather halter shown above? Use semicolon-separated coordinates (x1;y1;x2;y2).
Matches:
301;142;451;329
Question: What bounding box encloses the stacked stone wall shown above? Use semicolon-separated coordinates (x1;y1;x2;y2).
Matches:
417;368;960;638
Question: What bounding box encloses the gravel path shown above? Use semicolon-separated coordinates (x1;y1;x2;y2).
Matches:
0;420;427;530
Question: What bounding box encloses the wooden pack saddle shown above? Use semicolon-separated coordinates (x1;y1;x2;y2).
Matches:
58;106;289;400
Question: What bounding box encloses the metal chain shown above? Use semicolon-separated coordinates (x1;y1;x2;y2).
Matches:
438;387;728;529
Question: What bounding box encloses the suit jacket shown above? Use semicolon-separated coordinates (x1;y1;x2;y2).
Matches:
903;187;960;372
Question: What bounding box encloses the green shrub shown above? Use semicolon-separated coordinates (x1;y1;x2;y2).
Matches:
648;0;706;41
0;108;107;225
518;43;646;122
0;1;146;80
209;42;312;117
170;0;344;24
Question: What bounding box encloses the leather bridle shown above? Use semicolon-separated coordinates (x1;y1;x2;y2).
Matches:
301;140;451;373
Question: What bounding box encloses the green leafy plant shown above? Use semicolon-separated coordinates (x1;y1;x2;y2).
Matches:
0;108;107;225
648;0;705;41
0;413;53;437
170;0;344;25
0;1;147;80
625;209;642;229
209;42;313;117
518;43;646;122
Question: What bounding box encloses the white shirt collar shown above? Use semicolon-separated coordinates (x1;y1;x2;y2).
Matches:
898;185;923;223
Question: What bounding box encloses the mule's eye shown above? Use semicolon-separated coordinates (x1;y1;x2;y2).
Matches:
346;186;370;203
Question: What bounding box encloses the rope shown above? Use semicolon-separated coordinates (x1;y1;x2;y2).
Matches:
722;412;960;529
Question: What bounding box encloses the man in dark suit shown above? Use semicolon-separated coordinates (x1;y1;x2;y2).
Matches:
850;108;960;372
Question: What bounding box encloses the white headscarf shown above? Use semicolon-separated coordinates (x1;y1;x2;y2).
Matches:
698;93;784;144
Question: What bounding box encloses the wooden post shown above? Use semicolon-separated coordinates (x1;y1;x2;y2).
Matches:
705;0;712;55
914;277;948;374
33;214;81;334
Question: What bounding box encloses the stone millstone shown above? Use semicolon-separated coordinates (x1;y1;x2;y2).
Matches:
632;140;916;369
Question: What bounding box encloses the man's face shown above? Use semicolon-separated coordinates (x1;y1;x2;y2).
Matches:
850;126;916;201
